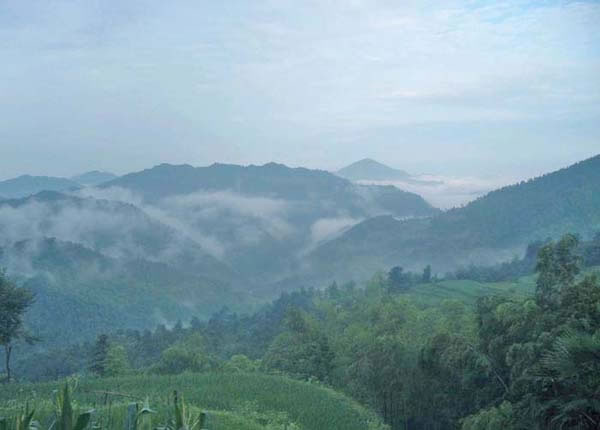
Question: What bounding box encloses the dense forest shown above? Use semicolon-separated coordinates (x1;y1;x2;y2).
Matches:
4;232;599;429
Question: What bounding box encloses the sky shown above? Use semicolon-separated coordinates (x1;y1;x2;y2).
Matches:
1;0;599;182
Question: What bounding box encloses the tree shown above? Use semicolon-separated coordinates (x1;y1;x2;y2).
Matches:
153;333;214;374
535;234;581;309
103;344;131;376
0;270;36;383
90;334;110;376
422;265;432;283
387;266;413;292
263;308;334;381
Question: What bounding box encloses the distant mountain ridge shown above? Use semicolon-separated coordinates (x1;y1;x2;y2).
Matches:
336;158;443;187
0;171;118;198
337;158;410;181
100;162;438;282
71;170;117;186
102;162;434;212
0;175;80;199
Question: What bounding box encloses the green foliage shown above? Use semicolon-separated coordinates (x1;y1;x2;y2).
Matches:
386;267;415;292
222;355;260;373
436;234;600;429
0;270;36;382
153;334;214;375
0;373;387;430
461;401;515;430
262;309;334;381
535;233;581;308
0;402;35;430
90;335;110;377
103;345;130;377
55;384;92;430
6;230;600;429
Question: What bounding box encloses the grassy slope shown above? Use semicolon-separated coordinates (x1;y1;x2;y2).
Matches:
407;276;536;306
405;265;599;307
0;373;386;430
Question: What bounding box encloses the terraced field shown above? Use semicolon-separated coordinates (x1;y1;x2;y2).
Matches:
0;373;387;430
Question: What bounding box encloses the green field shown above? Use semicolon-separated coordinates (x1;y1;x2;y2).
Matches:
408;276;536;306
406;265;600;306
0;373;387;430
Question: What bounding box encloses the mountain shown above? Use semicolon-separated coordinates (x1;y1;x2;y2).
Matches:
0;163;439;343
337;158;411;181
0;191;257;344
100;162;438;282
101;162;437;216
0;191;239;284
71;170;117;186
303;154;600;283
0;175;80;198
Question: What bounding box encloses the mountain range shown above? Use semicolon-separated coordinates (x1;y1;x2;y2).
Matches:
0;171;118;199
1;155;599;344
0;162;437;343
303;154;600;284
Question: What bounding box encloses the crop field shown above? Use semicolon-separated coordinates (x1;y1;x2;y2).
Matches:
0;373;387;430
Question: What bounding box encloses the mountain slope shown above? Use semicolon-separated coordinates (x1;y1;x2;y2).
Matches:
0;175;80;198
1;236;255;346
0;191;237;280
337;158;410;181
305;155;600;282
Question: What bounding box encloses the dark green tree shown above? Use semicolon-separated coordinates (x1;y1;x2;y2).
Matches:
89;334;110;376
387;266;413;292
263;308;334;382
422;265;432;283
0;270;36;383
535;233;581;309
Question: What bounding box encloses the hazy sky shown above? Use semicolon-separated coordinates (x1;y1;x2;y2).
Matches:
1;0;599;181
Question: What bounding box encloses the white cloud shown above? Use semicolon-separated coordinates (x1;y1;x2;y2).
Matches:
310;216;363;246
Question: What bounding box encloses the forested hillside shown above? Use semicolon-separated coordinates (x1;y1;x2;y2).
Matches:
5;233;598;429
0;192;255;345
306;155;600;283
